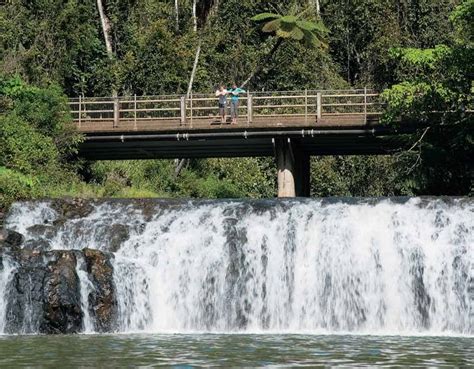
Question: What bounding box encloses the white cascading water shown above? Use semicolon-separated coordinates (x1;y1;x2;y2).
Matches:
0;255;16;334
75;255;95;333
2;198;473;335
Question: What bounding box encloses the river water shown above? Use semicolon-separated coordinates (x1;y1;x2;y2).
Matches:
0;334;472;367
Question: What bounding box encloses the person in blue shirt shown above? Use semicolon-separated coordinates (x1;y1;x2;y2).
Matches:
228;83;246;124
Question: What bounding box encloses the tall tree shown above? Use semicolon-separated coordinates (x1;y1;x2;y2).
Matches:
96;0;119;126
242;12;328;87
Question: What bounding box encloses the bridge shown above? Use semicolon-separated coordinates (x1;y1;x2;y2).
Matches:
70;89;419;197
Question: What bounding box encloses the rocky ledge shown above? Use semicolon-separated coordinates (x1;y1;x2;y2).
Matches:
0;229;118;334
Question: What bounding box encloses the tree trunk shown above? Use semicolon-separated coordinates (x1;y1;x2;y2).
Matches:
308;0;320;15
192;0;197;32
186;39;201;99
174;158;188;178
97;0;113;54
241;37;283;88
96;0;119;127
175;0;179;31
177;0;219;177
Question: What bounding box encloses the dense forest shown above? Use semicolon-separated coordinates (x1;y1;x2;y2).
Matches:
0;0;472;211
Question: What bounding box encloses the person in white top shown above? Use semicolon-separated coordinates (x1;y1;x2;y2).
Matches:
215;85;228;123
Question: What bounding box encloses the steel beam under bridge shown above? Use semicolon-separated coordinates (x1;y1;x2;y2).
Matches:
79;127;414;161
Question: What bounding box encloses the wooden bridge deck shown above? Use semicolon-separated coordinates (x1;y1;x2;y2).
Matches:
76;114;382;133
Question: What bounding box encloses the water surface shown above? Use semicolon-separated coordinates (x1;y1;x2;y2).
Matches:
0;334;472;367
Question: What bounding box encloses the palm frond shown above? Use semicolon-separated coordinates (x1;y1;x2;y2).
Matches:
276;28;293;39
252;12;280;22
290;27;305;41
280;15;298;25
280;21;295;32
296;20;318;31
262;19;282;33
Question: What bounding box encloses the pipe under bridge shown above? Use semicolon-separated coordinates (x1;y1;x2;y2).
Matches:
70;89;419;197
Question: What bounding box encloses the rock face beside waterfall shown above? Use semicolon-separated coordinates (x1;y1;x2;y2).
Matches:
83;248;117;332
0;230;117;334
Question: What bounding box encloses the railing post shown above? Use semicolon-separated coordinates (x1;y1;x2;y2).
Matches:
78;95;82;129
247;91;253;124
190;92;193;128
133;94;137;130
113;95;120;128
364;86;367;124
180;96;186;125
317;92;322;122
304;89;308;124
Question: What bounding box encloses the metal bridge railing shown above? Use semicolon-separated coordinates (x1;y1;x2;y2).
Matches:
69;89;384;129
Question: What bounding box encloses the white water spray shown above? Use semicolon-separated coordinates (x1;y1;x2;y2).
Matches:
0;255;16;334
75;255;94;333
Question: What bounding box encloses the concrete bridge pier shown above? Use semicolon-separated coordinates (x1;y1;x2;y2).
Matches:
275;138;310;198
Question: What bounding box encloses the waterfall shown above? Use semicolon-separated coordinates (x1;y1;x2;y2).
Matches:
2;198;473;335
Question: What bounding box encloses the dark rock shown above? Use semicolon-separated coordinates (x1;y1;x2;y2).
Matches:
0;246;117;334
0;229;24;248
23;239;52;251
4;250;49;333
25;224;57;240
50;198;94;220
108;224;130;252
83;248;118;332
41;251;83;334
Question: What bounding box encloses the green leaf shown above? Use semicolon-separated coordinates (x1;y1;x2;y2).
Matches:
280;15;298;24
310;21;329;34
262;19;281;33
301;29;326;48
280;20;295;33
290;27;305;41
296;20;318;31
252;13;280;21
276;29;293;39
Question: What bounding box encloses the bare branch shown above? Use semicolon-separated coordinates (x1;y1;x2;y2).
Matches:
406;126;430;152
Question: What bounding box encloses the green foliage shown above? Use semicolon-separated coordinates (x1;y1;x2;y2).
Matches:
201;158;276;198
381;1;473;195
0;75;82;159
0;76;83;209
0;167;39;209
311;156;414;197
86;157;276;199
252;11;328;48
0;0;107;96
323;0;458;86
0;114;59;173
0;0;471;205
251;13;280;22
450;0;474;44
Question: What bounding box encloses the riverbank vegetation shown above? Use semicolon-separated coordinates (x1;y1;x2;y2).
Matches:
0;0;472;211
